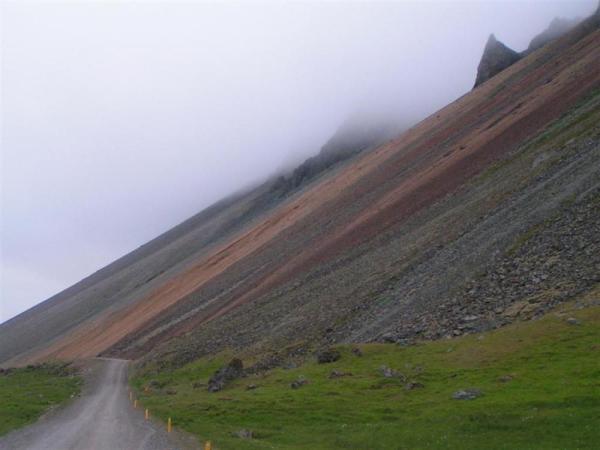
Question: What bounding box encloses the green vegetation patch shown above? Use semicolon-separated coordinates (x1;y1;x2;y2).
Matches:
132;296;600;449
0;362;82;436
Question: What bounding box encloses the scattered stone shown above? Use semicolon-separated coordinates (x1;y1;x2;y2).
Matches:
165;389;177;395
316;348;341;364
452;389;483;400
192;382;205;389
404;382;425;390
232;429;253;439
380;332;397;343
329;370;352;379
351;347;363;357
246;384;258;390
497;374;514;383
379;365;405;381
566;317;581;325
149;379;167;389
208;358;244;393
283;361;298;370
503;301;540;319
290;376;309;389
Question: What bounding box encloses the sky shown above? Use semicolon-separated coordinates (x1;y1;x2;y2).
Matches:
1;0;597;323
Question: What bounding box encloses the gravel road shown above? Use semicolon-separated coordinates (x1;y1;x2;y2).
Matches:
0;358;187;450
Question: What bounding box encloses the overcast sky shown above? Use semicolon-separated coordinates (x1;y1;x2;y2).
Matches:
1;0;596;323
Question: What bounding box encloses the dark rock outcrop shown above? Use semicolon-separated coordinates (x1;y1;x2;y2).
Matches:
207;358;244;392
474;10;593;89
474;34;521;88
526;17;580;53
272;115;400;197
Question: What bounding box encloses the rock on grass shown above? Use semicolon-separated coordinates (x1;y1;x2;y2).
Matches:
452;388;483;400
316;348;341;364
207;358;244;393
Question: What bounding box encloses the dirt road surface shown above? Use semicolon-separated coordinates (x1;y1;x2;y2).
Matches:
0;358;190;450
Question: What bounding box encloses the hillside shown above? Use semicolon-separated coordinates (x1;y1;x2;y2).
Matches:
0;101;400;366
131;292;600;449
1;6;599;373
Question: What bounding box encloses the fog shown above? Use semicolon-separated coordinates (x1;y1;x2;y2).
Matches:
1;0;596;322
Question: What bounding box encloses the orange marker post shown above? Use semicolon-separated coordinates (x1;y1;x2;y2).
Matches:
204;441;212;450
134;399;138;409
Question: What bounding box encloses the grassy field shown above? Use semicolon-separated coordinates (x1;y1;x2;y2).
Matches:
0;363;82;436
132;291;600;450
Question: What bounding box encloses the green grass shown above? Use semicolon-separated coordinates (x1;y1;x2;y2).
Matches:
0;362;82;436
131;292;600;449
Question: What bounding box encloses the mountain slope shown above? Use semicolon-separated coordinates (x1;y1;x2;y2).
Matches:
1;7;599;370
0;105;397;366
134;8;600;367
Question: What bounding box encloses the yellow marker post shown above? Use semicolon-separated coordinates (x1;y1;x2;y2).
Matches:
145;408;149;420
134;399;138;409
167;417;172;433
204;441;212;450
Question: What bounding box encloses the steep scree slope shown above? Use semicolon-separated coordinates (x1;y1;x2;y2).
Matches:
0;99;396;367
2;8;599;368
128;10;600;367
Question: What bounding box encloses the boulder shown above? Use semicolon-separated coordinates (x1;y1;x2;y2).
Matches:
452;388;483;400
207;358;244;393
149;379;167;389
316;348;341;364
379;365;405;381
497;374;514;383
329;370;352;379
232;429;253;439
290;376;309;389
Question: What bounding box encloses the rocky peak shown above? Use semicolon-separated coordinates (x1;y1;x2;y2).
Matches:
473;34;521;88
527;17;580;53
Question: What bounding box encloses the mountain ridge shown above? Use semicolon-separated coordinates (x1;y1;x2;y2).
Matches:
473;5;598;87
1;8;599;369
